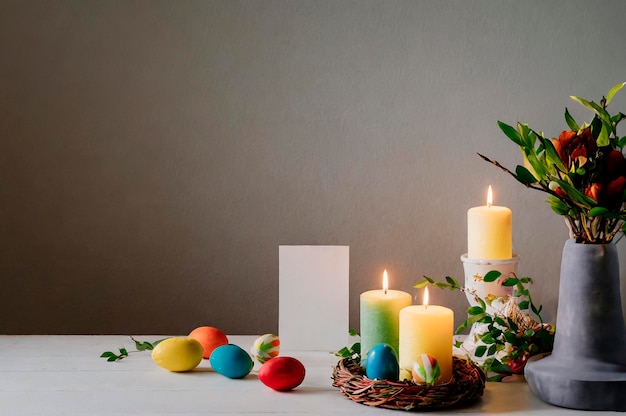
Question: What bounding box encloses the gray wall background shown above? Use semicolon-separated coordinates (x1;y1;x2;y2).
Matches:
2;0;626;335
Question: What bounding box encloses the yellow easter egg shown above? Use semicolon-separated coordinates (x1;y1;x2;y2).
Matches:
151;337;204;372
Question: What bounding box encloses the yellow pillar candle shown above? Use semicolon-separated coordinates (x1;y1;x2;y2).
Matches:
360;270;412;361
399;288;453;384
467;185;512;259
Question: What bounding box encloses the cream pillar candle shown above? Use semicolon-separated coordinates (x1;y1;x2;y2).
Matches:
360;270;412;362
399;288;454;383
467;185;512;259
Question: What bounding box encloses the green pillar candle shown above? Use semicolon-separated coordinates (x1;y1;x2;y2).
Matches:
360;271;412;363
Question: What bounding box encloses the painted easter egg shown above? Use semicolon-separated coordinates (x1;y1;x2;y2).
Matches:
258;356;306;391
188;326;229;359
209;344;254;379
251;334;280;363
151;337;204;372
411;353;441;385
364;344;399;381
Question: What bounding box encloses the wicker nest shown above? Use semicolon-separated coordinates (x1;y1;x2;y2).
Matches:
332;356;486;411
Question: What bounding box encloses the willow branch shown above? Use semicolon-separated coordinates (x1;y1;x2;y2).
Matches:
476;153;562;199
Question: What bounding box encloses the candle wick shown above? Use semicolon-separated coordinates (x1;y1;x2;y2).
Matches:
384;288;387;295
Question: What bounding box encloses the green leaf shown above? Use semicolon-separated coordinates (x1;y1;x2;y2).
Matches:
546;195;570;215
524;150;548;179
490;360;513;374
598;122;610;147
564;107;579;131
589;207;609;217
498;121;523;146
152;338;168;347
348;328;359;337
335;346;350;357
455;313;486;334
413;279;430;289
531;302;541;315
483;270;501;283
100;350;125;362
467;306;484;316
445;276;459;287
515;165;538;185
502;277;518;287
478;315;493;324
475;345;487;357
507;317;519;332
490;328;503;339
571;96;612;125
132;338;153;351
519;123;537;149
606;82;626;107
541;137;567;172
611;113;626;125
455;322;469;334
494;316;508;327
518;300;530;310
504;331;518;344
488;344;497;356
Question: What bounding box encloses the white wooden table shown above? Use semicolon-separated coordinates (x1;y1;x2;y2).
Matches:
0;335;620;415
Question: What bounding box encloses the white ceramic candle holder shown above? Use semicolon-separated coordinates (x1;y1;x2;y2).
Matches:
460;254;520;312
457;254;520;363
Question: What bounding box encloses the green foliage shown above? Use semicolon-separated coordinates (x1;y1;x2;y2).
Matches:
335;329;361;359
414;273;555;380
100;336;169;362
483;82;626;243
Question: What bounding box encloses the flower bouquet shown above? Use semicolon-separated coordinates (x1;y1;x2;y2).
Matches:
478;83;626;410
479;82;626;243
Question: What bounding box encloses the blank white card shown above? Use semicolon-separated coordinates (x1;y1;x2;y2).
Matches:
279;245;349;351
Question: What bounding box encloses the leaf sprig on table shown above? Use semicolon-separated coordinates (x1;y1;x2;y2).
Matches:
100;336;169;362
415;272;554;381
334;329;361;359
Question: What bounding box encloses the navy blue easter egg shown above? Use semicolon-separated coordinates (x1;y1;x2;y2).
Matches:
365;343;399;381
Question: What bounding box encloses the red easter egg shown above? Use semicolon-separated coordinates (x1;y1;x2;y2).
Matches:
258;356;306;391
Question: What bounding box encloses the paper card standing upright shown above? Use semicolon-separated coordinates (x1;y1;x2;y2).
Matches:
279;245;349;351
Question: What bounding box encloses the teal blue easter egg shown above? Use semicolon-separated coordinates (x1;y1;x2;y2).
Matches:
209;344;254;379
365;344;399;381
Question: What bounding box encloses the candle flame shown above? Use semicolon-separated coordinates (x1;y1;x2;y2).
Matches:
423;286;429;308
487;185;493;208
383;270;388;294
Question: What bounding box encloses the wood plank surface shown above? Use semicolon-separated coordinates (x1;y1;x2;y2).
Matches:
0;335;618;415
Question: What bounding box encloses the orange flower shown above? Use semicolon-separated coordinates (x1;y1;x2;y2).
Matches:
552;128;596;170
585;183;602;203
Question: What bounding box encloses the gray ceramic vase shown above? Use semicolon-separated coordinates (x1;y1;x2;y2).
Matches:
525;239;626;411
